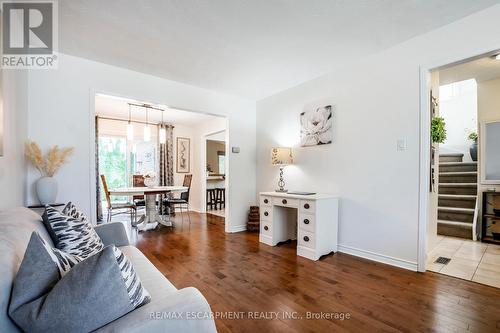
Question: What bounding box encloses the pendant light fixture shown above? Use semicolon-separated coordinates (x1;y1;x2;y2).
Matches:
126;104;134;140
143;106;151;142
159;109;166;144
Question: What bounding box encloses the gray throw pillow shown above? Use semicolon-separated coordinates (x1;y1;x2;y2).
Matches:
42;204;104;259
9;232;151;333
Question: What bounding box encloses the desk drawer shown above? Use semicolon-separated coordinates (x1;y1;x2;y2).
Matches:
260;196;272;206
260;207;273;221
298;229;315;249
273;197;299;208
299;213;315;233
300;200;316;213
260;222;272;236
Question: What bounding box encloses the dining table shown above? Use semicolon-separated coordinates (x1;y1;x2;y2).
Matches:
108;185;188;231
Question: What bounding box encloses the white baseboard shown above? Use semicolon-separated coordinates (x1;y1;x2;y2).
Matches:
227;224;247;233
338;244;418;271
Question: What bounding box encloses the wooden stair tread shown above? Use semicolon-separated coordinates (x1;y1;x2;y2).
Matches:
439;162;477;166
439;153;464;157
439;171;477;175
438;194;477;199
437;220;473;228
438;206;474;213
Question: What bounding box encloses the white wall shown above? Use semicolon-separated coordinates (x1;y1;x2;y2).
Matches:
477;78;500;207
256;4;500;270
25;53;256;231
439;79;477;161
0;70;28;210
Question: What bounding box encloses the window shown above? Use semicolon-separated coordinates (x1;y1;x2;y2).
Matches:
218;152;225;175
99;136;127;201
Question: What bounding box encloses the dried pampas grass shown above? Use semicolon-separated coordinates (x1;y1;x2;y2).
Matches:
25;141;74;177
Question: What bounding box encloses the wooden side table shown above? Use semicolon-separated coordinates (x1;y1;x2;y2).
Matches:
27;203;65;216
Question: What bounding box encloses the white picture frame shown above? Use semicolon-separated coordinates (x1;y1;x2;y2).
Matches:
300;103;334;147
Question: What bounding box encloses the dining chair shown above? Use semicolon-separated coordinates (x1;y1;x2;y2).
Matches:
132;175;146;208
163;174;192;225
100;174;137;224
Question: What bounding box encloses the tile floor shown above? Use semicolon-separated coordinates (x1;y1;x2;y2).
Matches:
427;235;500;288
207;207;225;218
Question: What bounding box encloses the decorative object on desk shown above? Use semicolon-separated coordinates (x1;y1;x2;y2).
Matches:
143;171;157;188
247;206;260;231
176;137;190;173
300;103;333;146
271;147;293;192
25;141;74;204
467;131;478;161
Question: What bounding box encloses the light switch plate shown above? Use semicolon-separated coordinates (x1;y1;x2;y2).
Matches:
397;139;407;151
231;147;240;153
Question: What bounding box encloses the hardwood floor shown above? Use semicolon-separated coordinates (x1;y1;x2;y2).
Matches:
134;213;500;333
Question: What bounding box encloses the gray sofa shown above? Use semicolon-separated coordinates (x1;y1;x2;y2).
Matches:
0;207;217;333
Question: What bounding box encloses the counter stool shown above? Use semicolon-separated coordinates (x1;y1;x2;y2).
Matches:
206;189;216;210
215;188;225;209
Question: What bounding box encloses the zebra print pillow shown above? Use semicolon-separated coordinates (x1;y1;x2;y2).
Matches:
37;232;81;278
112;246;151;308
62;201;88;222
42;205;104;259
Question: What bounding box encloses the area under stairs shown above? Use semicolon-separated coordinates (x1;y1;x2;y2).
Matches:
437;153;478;239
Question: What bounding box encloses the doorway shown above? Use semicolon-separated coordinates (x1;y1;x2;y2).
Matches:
420;51;500;288
205;131;227;218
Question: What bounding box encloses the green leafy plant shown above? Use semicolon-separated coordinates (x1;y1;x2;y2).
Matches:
468;131;478;142
431;117;447;143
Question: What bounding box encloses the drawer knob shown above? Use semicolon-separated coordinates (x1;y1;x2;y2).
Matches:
264;226;269;231
303;219;310;225
304;203;310;209
282;199;287;204
264;199;269;204
303;236;310;242
264;211;269;217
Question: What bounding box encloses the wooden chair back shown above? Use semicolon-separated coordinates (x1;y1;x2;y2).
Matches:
133;175;145;200
181;174;193;201
100;174;112;209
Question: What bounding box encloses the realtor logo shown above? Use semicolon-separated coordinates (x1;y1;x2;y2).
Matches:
1;1;58;68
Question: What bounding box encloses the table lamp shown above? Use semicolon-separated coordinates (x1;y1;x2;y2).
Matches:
271;147;293;192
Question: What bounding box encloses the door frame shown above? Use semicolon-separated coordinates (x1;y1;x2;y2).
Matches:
417;46;500;272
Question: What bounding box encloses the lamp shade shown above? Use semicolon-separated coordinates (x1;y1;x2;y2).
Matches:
271;147;293;166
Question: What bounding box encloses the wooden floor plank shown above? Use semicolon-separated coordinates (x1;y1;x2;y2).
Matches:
133;213;500;333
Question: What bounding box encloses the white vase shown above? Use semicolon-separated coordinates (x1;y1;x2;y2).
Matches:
144;177;157;188
36;176;58;204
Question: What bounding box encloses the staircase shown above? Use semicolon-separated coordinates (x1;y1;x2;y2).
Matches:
437;153;478;239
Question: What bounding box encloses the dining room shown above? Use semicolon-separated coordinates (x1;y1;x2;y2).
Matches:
94;93;228;230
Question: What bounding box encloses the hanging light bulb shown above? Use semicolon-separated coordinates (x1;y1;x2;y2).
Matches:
159;109;166;144
143;106;151;142
127;104;134;140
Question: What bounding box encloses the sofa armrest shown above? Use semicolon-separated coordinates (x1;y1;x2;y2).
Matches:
94;222;130;247
95;287;217;333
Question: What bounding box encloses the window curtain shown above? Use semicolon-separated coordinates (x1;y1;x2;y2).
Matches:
158;123;174;206
95;116;103;223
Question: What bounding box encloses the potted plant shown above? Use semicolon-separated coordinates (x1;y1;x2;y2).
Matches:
467;131;478;161
25;141;74;204
431;116;447;144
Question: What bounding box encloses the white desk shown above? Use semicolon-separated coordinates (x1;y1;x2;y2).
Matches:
259;192;339;261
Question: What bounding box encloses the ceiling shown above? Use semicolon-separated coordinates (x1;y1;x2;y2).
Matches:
95;94;219;126
60;0;500;100
439;56;500;85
